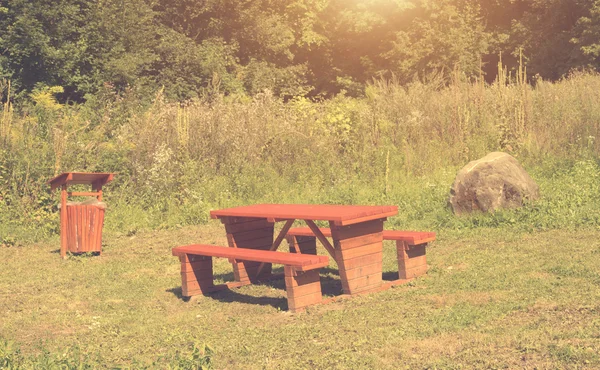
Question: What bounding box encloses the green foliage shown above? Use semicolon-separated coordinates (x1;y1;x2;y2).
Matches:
4;0;600;99
2;71;600;243
162;343;214;370
0;339;214;369
385;1;490;83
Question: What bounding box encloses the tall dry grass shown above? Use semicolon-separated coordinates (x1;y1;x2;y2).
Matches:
2;71;600;241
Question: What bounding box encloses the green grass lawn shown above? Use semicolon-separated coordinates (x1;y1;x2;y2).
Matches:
2;222;600;369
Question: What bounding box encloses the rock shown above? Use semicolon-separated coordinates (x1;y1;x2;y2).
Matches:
448;152;539;214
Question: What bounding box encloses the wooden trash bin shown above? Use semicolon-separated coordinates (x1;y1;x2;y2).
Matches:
49;172;114;258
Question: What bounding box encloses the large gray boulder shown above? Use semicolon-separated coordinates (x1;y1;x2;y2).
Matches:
448;152;539;214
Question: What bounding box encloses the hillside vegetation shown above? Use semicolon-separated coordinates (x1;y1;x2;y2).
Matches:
2;71;600;243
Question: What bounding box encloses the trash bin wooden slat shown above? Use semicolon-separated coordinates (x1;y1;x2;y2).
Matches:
48;172;114;258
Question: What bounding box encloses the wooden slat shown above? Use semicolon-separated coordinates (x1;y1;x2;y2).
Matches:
256;219;295;276
224;219;273;234
67;204;75;252
48;172;113;191
227;227;275;243
304;220;336;258
336;232;383;250
287;227;436;245
335;242;382;261
210;204;398;226
227;235;273;250
67;191;102;197
342;261;383;280
60;186;67;258
331;219;383;241
172;244;328;267
385;230;436;244
338;252;382;270
76;206;83;252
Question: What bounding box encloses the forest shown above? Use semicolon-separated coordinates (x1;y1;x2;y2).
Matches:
3;0;600;101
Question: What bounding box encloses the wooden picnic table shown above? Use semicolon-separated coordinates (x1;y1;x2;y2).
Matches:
210;204;398;295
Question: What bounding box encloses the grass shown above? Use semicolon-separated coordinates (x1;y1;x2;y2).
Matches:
1;222;600;368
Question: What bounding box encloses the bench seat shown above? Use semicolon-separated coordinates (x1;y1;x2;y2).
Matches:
172;244;329;312
285;227;436;245
286;227;435;280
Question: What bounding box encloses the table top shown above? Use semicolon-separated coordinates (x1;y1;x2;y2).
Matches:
210;204;398;226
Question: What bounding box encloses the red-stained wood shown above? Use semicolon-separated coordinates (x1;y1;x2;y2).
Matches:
67;204;75;252
67;191;102;197
335;232;384;250
228;235;273;250
256;219;295;276
48;172;114;191
226;227;275;243
221;216;266;226
76;206;83;252
172;245;329;268
271;219;295;252
224;217;275;282
397;242;428;279
305;220;336;258
337;252;382;270
90;208;98;251
330;220;384;295
174;245;326;311
211;204;398;226
223;219;273;234
287;227;436;245
51;172;112;258
60;186;68;258
284;267;322;312
286;235;317;255
91;182;103;202
335;242;382;261
64;205;104;254
342;261;383;280
330;219;384;241
399;264;429;280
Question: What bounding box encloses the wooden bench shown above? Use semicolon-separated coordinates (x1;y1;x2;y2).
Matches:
172;244;329;313
286;228;435;280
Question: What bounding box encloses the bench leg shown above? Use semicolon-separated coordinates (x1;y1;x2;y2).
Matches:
397;241;428;280
179;254;215;297
287;235;317;255
284;267;323;313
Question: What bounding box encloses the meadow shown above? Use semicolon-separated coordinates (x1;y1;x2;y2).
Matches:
1;224;599;368
2;71;600;368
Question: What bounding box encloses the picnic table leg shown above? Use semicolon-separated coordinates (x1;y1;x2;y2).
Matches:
222;216;275;283
286;235;317;255
397;241;428;280
330;219;385;295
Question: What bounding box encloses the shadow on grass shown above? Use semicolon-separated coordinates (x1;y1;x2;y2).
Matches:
167;271;351;309
320;266;399;282
168;262;401;309
166;286;286;309
211;289;287;310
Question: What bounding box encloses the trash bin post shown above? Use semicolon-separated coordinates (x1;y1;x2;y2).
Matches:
60;183;68;258
49;172;114;259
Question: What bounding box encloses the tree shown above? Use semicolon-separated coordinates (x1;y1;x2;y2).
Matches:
383;0;489;83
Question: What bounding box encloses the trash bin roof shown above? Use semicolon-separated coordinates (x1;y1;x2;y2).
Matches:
49;172;114;191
